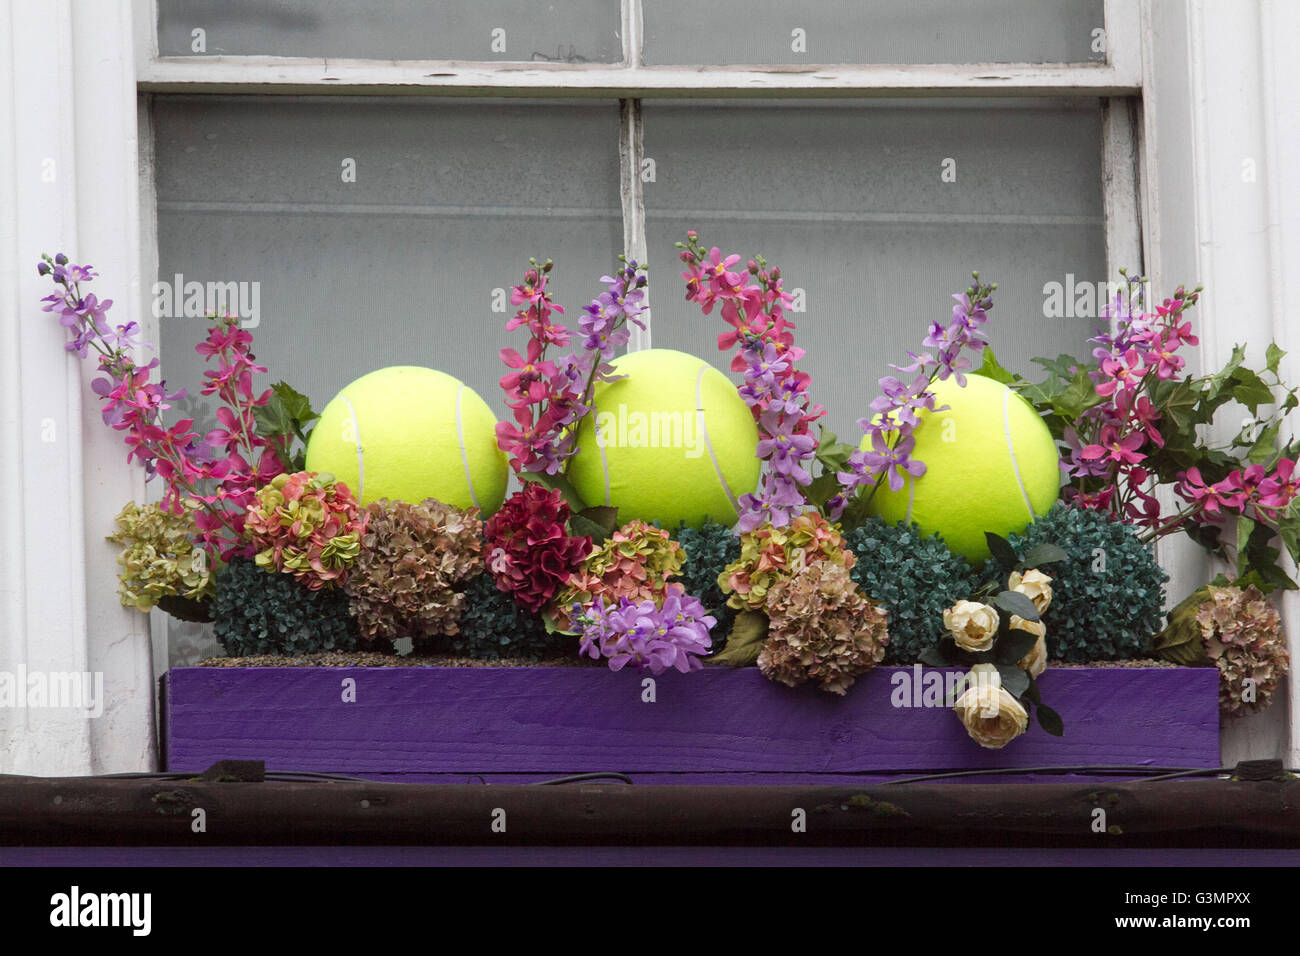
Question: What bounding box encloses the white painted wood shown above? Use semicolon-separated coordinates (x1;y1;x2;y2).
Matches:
1101;97;1143;280
135;58;1141;98
0;0;156;773
1142;0;1299;765
619;98;651;351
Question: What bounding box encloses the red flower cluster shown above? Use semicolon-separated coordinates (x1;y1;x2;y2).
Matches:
484;483;592;613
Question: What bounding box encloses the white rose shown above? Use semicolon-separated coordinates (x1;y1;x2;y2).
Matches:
953;664;1029;749
1008;569;1053;614
943;600;1000;652
1011;618;1048;679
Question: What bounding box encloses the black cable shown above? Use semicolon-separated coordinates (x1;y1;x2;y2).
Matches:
528;772;635;786
882;765;1212;785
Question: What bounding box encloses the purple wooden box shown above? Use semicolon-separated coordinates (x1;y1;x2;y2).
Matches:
163;665;1219;784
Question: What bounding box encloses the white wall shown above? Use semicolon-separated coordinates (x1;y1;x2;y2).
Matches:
0;0;156;774
1143;0;1300;766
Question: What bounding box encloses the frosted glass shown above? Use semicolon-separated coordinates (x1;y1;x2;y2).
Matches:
641;99;1108;445
643;0;1105;65
157;0;623;62
152;95;622;663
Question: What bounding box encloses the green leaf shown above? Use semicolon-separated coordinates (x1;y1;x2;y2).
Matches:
1229;367;1276;413
1278;505;1300;564
994;664;1030;698
1203;344;1248;404
917;645;950;667
973;346;1019;386
710;610;768;666
1245;422;1282;464
1036;704;1065;737
985;532;1019;569
995;628;1040;665
577;505;619;534
569;513;612;545
1235;515;1257;579
1022;542;1068;568
992;589;1040;623
1267;343;1286;375
1157;380;1202;432
1023;675;1042;706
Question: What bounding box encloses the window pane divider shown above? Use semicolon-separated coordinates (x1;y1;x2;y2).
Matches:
136;59;1140;98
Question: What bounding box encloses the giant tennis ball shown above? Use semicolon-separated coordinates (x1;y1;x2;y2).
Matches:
865;374;1060;564
567;348;760;529
305;366;508;516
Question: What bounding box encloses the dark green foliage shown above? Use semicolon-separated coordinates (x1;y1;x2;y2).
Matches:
674;519;741;650
1002;503;1168;662
211;558;358;657
451;572;567;661
845;518;978;665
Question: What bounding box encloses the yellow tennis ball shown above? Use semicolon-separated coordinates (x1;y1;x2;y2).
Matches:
567;348;760;529
864;374;1060;563
305;366;508;515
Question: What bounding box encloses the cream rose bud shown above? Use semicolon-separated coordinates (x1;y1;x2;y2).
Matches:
1008;569;1053;614
943;600;1000;652
1013;626;1048;679
953;665;1030;749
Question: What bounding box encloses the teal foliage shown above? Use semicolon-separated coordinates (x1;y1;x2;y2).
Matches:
451;572;567;661
1003;503;1168;662
845;518;978;665
211;557;358;657
674;520;742;650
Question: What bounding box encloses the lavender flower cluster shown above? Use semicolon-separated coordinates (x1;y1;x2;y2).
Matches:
576;584;715;674
832;279;995;516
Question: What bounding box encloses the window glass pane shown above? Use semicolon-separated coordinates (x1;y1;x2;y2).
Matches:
642;98;1107;445
152;95;623;664
156;0;623;62
643;0;1105;65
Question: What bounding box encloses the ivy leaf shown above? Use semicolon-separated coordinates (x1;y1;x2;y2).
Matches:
710;610;768;666
1267;343;1286;375
1157;379;1202;432
577;506;619;534
569;513;612;545
1229;367;1276;413
993;589;1040;622
1245;422;1282;464
973;346;1019;386
1022;542;1068;568
985;532;1019;570
1036;704;1065;737
1235;516;1257;579
1278;503;1300;564
1203;344;1248;404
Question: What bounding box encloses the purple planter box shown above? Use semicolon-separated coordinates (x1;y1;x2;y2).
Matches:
163;665;1220;784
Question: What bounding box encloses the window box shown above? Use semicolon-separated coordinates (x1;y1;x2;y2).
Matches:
162;663;1218;783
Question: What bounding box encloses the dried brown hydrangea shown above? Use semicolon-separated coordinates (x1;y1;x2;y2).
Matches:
1196;584;1289;716
758;561;888;696
344;498;484;646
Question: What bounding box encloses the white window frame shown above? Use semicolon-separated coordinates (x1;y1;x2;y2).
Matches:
19;0;1289;775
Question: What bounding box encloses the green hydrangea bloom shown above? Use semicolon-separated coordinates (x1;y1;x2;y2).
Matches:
107;500;214;612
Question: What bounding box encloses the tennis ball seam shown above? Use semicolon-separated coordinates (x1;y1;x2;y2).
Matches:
340;394;364;500
696;362;741;516
591;392;612;507
454;384;481;511
1002;386;1036;521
